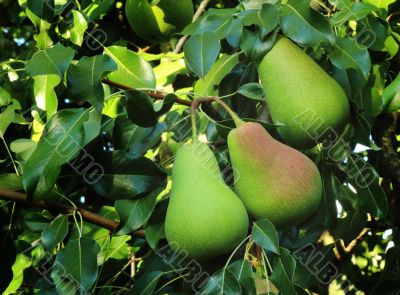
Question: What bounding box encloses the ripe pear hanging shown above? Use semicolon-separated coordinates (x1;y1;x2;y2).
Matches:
258;36;350;149
228;122;322;228
165;142;249;261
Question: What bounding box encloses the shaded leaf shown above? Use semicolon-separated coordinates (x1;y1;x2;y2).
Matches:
51;238;100;294
128;271;163;295
116;188;162;235
227;259;256;295
0;174;23;190
41;214;69;252
329;37;371;80
252;219;280;254
270;248;298;295
200;269;242;295
23;108;96;200
89;150;166;199
241;4;279;37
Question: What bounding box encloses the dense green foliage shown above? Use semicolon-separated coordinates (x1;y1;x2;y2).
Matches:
0;0;399;294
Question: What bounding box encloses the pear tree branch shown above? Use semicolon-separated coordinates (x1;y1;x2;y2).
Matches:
101;78;223;121
0;188;145;237
173;0;213;53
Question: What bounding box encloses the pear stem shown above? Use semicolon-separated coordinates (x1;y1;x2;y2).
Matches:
190;99;201;142
211;96;245;127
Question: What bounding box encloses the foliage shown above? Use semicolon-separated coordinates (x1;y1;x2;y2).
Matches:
0;0;399;294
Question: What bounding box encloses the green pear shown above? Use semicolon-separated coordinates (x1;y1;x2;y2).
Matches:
227;122;322;228
165;141;249;261
258;36;350;149
125;0;194;43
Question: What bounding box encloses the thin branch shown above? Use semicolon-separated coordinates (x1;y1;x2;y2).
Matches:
173;0;213;54
101;78;223;121
0;188;145;237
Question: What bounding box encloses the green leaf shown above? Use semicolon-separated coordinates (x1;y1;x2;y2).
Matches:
339;155;387;218
33;74;61;119
26;43;75;78
68;10;88;46
23;108;96;201
270;248;298;295
113;116;165;154
41;214;69;252
331;2;378;26
51;238;100;294
10;139;38;165
105;46;156;89
241;4;279;37
0;174;23;190
237;83;264;100
329;37;371;80
0;104;15;135
200;269;242;295
252;219;280;254
128;271;163;295
115;188;161;235
334;210;368;244
182;8;237;39
363;0;396;9
67;55;117;111
357;15;388;51
319;158;339;226
3;254;32;294
280;0;335;47
0;86;11;106
26;0;54;27
89;151;166;199
125;90;175;128
227;260;256;295
145;201;167;250
184;33;221;78
240;28;277;61
194;53;240;97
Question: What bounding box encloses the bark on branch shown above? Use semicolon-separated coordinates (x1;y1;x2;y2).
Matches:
0;188;145;237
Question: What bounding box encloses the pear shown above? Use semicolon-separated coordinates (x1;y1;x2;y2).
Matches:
258;36;350;149
165;141;249;261
125;0;194;43
227;122;322;228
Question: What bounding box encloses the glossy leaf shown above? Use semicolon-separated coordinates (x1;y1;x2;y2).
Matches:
193;53;239;97
128;271;163;295
33;74;61;118
105;46;156;89
26;43;75;78
51;238;100;294
237;83;264;100
67;55;117;111
184;33;221;78
270;248;298;295
115;188;162;235
200;269;242;295
41;214;69;252
241;4;279;37
252;219;280;254
89;151;166;199
227;260;256;295
280;0;335;47
329;37;371;80
23;108;96;200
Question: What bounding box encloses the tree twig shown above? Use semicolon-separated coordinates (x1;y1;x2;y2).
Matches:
101;78;223;121
173;0;212;54
0;188;145;237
